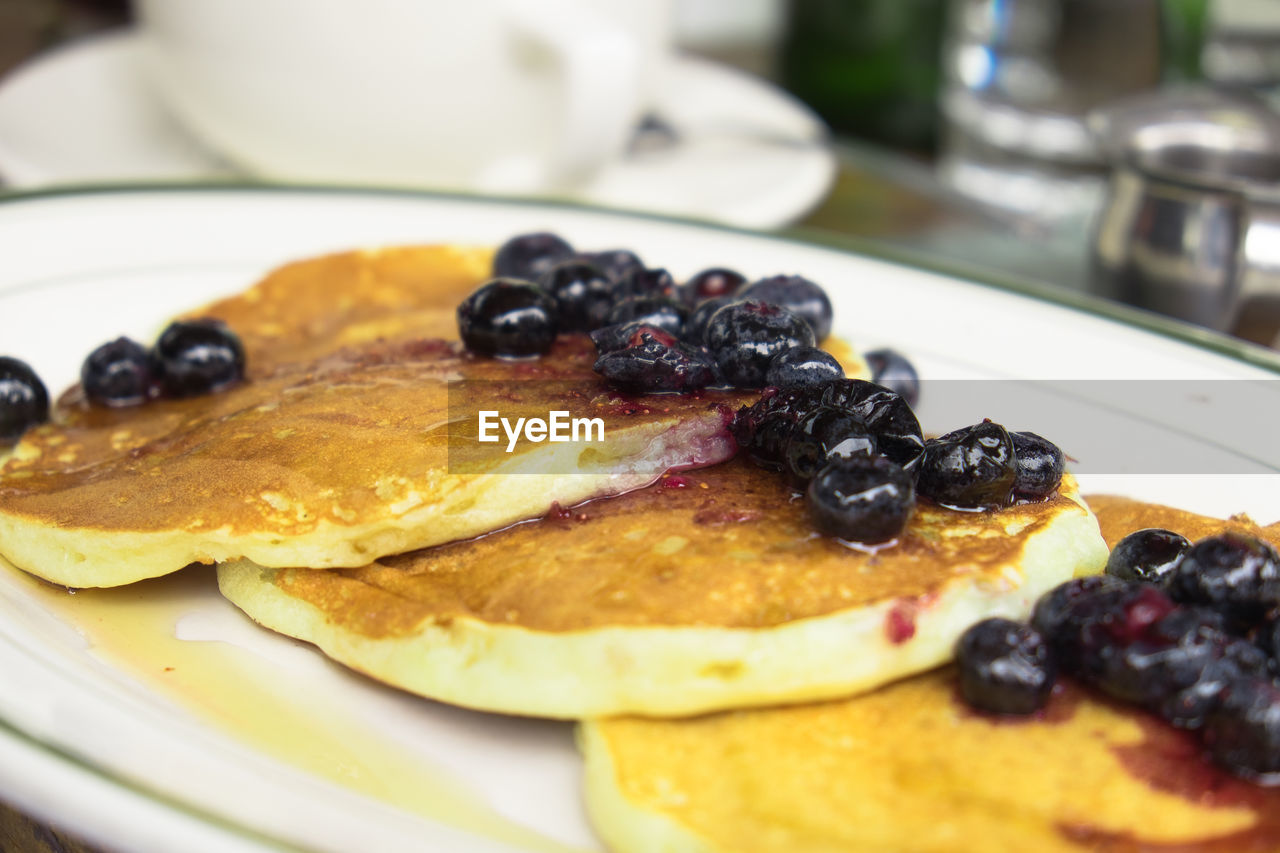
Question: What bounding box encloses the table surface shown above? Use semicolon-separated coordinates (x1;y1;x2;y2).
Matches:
0;3;1261;852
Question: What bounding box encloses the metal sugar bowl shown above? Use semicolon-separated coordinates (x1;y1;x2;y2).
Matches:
1091;90;1280;343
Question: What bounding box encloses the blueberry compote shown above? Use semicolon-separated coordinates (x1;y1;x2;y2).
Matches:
864;348;919;408
962;520;1280;783
606;295;688;334
1105;528;1191;585
492;232;574;281
155;319;246;398
766;346;843;390
1168;532;1280;621
729;374;950;544
783;406;875;485
957;618;1056;714
592;326;717;394
1204;679;1280;780
466;233;1070;551
739;274;833;340
577;249;643;285
807;454;914;544
0;356;49;444
81;337;157;407
1010;431;1064;501
75;322;248;411
682;296;734;347
917;422;1017;510
680;268;746;305
705;300;815;388
732;386;828;470
614;267;678;300
820;379;924;471
538;261;612;333
457;279;558;358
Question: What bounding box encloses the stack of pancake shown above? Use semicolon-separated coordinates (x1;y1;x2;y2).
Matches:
4;244;1266;851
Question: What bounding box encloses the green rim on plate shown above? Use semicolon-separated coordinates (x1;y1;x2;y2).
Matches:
0;714;296;853
2;181;1278;375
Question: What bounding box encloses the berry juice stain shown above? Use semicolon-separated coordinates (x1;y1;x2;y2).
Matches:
542;501;588;525
1056;698;1280;850
1112;716;1248;806
545;502;572;521
885;600;916;644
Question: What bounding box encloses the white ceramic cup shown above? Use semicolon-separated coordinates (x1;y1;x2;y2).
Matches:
134;0;670;192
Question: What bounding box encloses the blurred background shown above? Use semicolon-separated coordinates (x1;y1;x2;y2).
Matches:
3;0;1280;347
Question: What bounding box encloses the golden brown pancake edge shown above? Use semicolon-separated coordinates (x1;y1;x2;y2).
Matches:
577;498;1280;853
217;465;1107;718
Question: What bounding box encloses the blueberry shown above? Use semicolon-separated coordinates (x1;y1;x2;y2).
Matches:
864;348;919;408
681;268;746;305
819;379;924;472
81;337;157;407
154;319;246;398
1094;606;1225;707
731;385;828;447
592;326;717;394
493;232;574;280
0;356;49;444
739;274;833;341
731;385;829;469
765;347;843;390
1203;678;1280;780
1010;431;1065;501
753;385;830;421
956;618;1057;715
741;410;798;471
682;296;735;346
705;300;815;388
590;321;648;355
1031;576;1156;680
1105;528;1191;585
1168;532;1280;622
577;249;643;284
614;267;678;300
917;421;1017;510
1030;575;1130;645
1099;583;1180;645
783;405;876;485
457;279;558;358
806;454;914;543
1147;603;1231;645
606;296;688;336
1258;615;1280;661
1162;635;1275;728
538;261;612;332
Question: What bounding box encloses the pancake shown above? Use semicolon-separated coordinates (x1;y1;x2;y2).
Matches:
216;460;1107;718
2;245;834;588
578;499;1280;853
186;245;494;376
1086;493;1280;549
183;243;864;381
580;668;1280;853
1;336;755;588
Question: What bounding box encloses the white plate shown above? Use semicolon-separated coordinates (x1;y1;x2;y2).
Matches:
1;186;1279;853
0;31;835;230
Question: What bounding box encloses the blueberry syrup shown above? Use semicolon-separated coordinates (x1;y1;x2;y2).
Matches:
886;600;917;644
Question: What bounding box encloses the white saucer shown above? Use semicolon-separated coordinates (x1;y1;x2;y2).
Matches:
0;30;836;229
